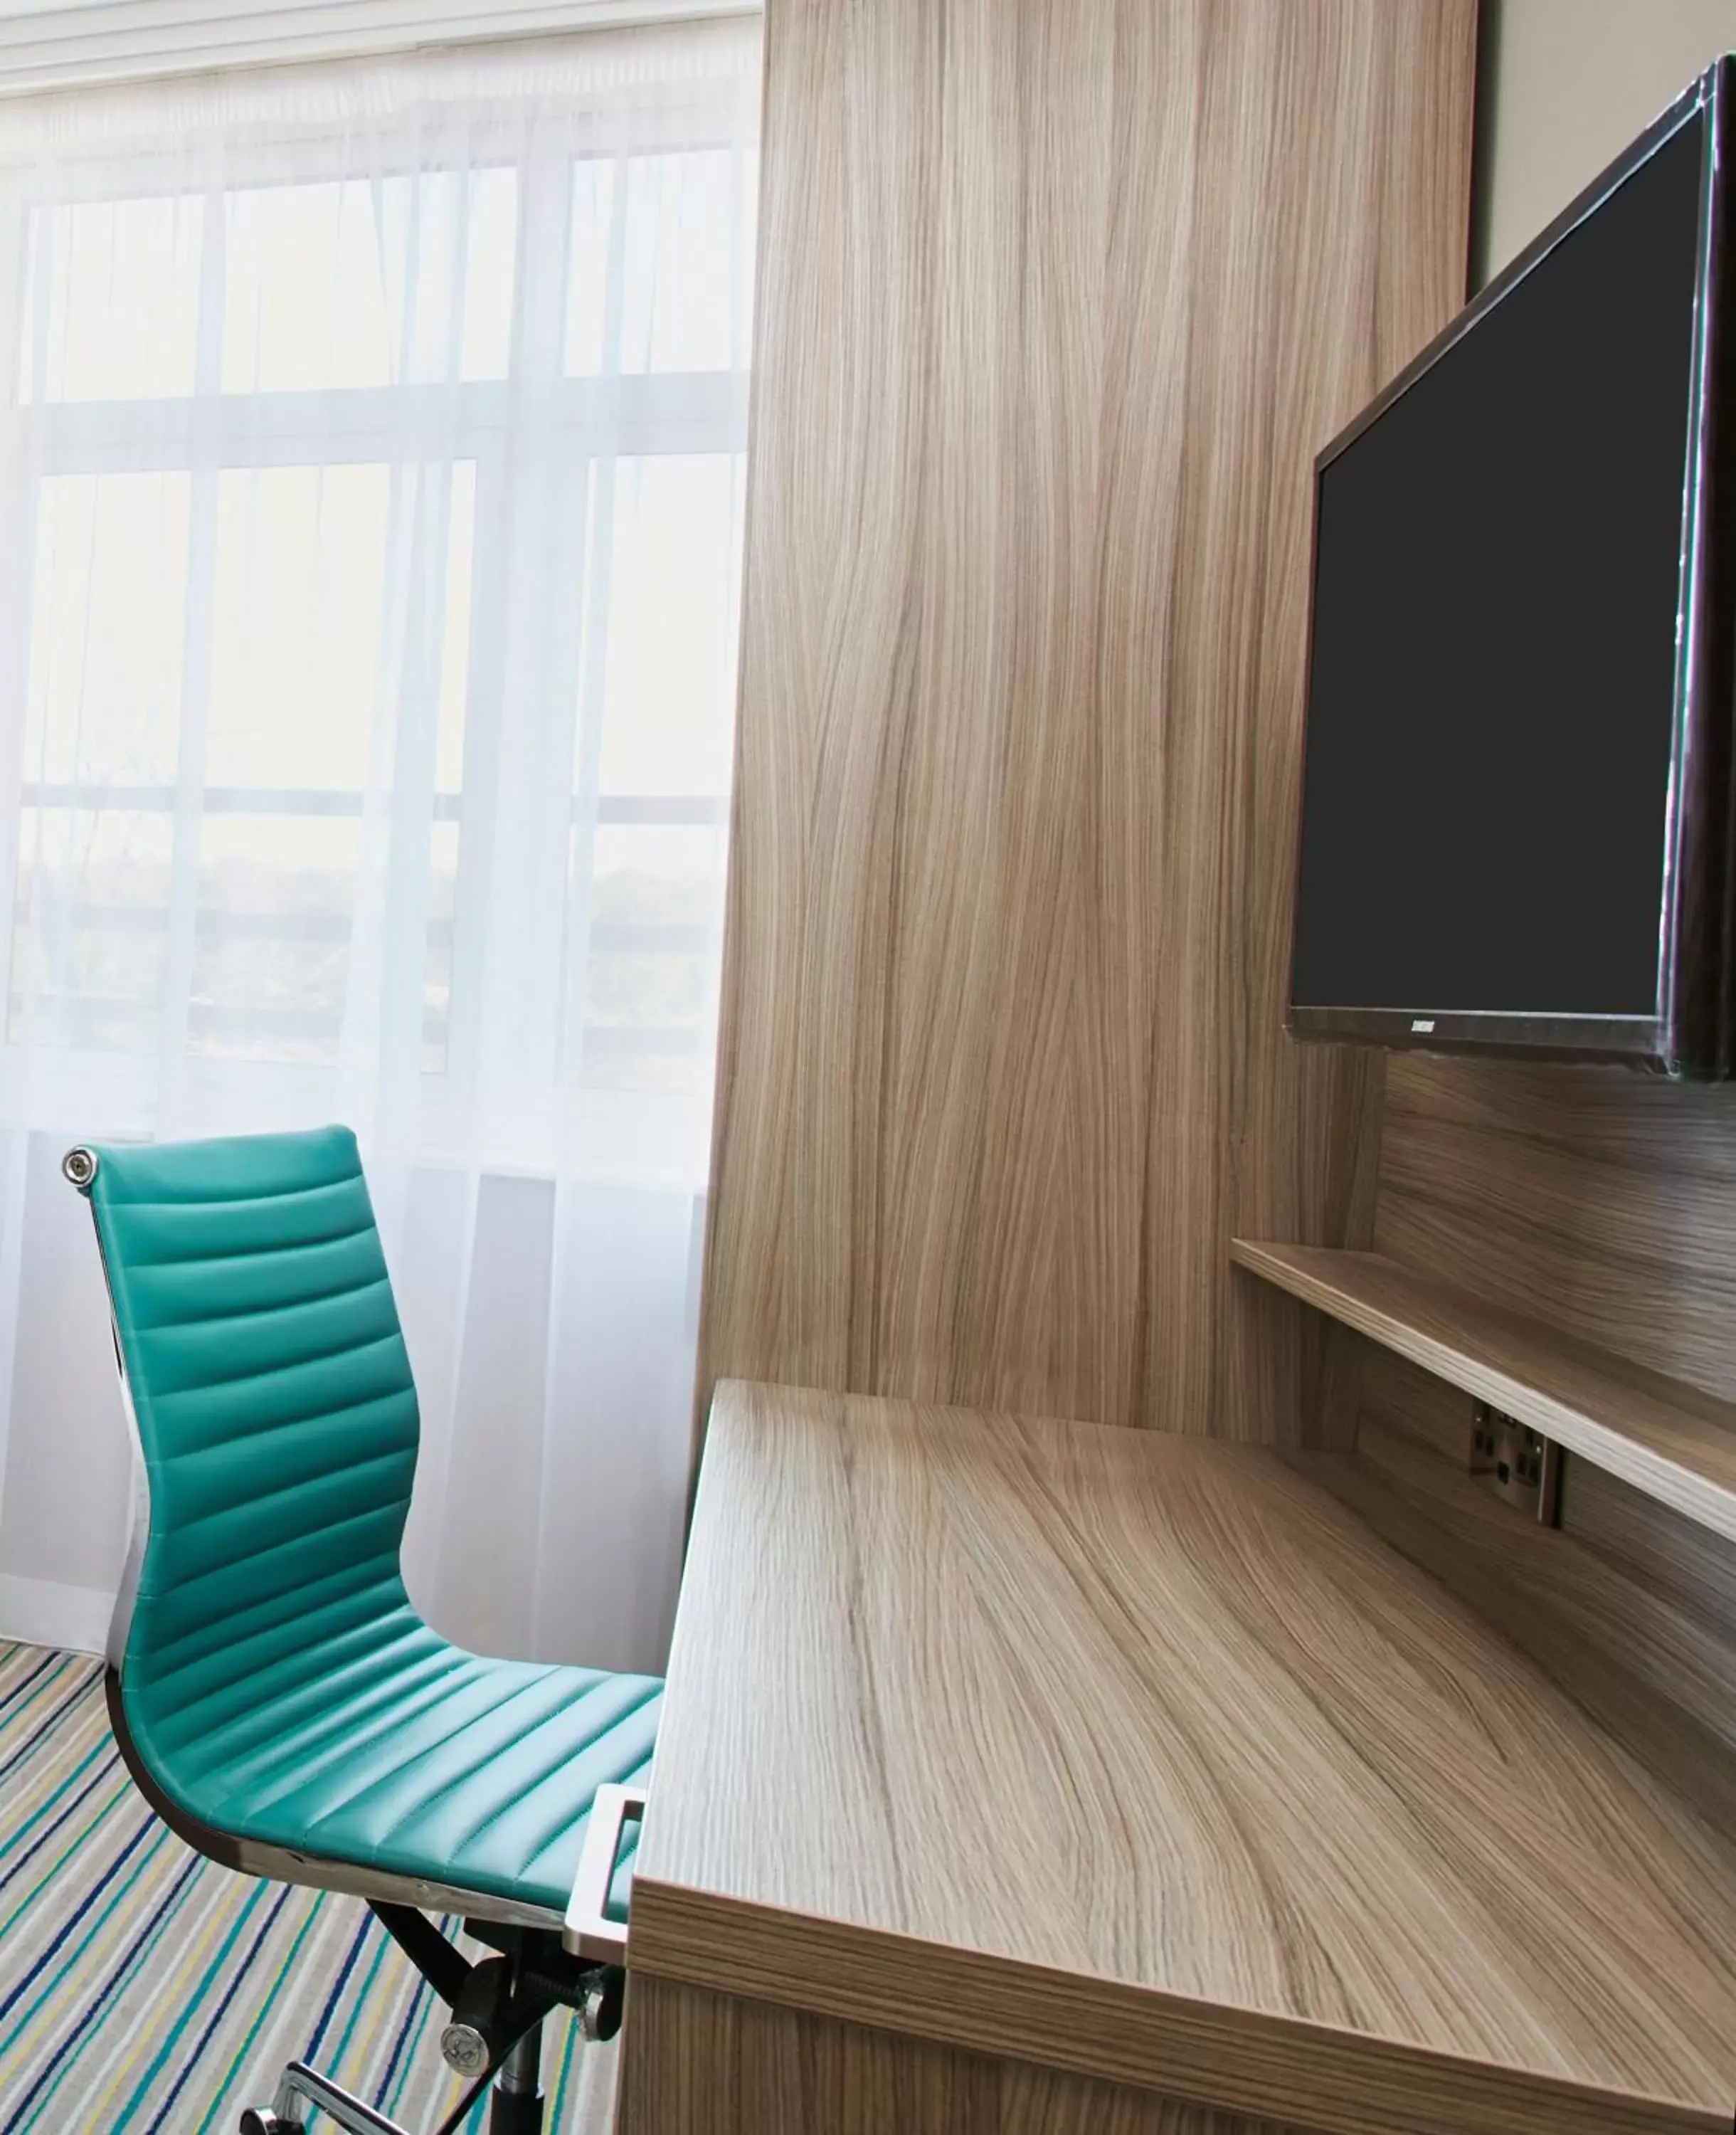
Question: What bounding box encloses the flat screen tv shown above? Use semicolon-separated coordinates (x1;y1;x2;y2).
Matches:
1289;59;1736;1077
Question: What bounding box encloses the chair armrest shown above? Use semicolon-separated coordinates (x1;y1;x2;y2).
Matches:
565;1783;647;1962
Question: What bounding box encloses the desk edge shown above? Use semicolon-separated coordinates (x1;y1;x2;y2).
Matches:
625;1877;1729;2135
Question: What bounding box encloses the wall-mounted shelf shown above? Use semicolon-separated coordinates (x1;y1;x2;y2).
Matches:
1231;1239;1736;1547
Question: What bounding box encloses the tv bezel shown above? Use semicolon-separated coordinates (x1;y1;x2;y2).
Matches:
1287;58;1736;1077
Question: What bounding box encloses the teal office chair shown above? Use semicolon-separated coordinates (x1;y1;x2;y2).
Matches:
65;1126;660;2135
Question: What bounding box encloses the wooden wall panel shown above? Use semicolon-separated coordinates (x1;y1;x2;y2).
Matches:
615;1976;1328;2135
1323;1341;1736;1838
1376;1056;1736;1407
698;0;1478;1436
1365;1057;1736;1837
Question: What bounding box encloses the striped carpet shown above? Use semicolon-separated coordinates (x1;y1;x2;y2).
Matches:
0;1644;618;2134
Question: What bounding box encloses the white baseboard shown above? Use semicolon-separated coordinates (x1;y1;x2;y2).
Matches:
0;1572;114;1657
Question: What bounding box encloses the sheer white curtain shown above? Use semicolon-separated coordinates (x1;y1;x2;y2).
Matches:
0;19;760;1673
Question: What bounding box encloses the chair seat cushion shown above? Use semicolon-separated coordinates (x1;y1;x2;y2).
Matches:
125;1599;659;1920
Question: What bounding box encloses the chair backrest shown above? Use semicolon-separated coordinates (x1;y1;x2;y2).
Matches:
68;1126;422;1796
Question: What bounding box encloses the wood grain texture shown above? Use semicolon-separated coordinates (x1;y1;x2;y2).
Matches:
615;1976;1330;2135
1301;1345;1736;1838
1231;1239;1736;1544
697;0;1477;1438
1564;1451;1736;1643
631;1381;1736;2135
1355;1341;1736;1645
1377;1055;1736;1407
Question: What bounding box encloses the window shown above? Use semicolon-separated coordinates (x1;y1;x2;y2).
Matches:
0;61;757;1186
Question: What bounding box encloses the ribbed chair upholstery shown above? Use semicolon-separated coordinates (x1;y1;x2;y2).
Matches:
68;1125;660;2135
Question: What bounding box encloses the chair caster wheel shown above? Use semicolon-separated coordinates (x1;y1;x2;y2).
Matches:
581;1967;625;2042
239;2112;304;2135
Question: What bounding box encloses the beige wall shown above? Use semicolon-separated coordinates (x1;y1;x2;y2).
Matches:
1480;0;1736;282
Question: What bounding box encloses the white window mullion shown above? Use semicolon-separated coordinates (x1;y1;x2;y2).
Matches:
552;132;633;1084
561;449;614;1077
22;199;51;412
466;132;578;1125
152;179;224;1111
433;440;501;1119
339;145;438;1122
0;196;38;1037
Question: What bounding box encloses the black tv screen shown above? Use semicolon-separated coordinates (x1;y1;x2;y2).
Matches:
1290;67;1736;1076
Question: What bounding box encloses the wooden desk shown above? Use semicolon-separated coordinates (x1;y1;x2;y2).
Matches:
615;1381;1736;2135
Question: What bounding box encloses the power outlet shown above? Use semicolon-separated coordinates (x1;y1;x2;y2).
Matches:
1468;1401;1562;1526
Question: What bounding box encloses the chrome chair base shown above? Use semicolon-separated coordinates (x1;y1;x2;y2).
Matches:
234;1902;628;2135
240;2058;414;2134
238;2031;529;2135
